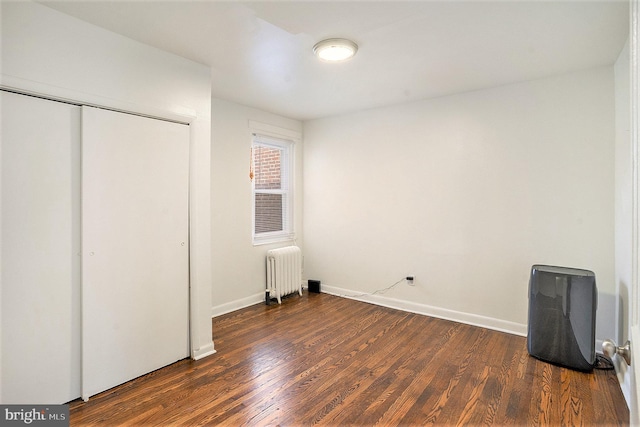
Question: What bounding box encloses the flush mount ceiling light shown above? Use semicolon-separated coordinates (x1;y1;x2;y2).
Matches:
313;38;358;62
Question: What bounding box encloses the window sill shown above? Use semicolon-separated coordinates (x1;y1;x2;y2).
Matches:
253;233;296;246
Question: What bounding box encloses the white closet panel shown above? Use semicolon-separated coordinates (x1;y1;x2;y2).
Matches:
1;91;81;403
81;106;189;400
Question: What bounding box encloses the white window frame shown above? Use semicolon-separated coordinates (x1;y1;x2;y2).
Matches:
251;128;296;246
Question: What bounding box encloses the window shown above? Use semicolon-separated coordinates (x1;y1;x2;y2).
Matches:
252;133;294;245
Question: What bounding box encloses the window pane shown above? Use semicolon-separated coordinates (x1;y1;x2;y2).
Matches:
255;193;283;233
251;131;294;244
254;146;281;190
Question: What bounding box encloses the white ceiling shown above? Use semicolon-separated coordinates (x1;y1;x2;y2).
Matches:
40;0;629;121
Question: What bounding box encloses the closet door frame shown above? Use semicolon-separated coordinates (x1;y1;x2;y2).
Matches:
0;86;204;401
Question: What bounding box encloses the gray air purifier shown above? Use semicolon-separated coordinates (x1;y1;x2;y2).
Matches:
527;265;597;372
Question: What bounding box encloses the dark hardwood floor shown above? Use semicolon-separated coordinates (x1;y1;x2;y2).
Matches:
70;291;629;426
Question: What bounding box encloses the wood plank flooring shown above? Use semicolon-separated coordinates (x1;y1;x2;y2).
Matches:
69;291;629;426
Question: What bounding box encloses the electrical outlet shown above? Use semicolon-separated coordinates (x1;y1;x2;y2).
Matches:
406;276;414;285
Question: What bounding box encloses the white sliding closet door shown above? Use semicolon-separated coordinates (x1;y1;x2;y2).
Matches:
81;106;189;400
1;91;81;403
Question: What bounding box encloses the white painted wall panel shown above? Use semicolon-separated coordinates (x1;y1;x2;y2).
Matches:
81;106;189;400
1;91;81;403
210;99;303;314
303;68;615;339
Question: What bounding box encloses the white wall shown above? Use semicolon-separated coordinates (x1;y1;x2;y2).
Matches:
304;67;616;338
211;98;303;316
0;1;214;360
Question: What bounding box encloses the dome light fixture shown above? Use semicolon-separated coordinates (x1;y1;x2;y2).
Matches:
313;38;358;62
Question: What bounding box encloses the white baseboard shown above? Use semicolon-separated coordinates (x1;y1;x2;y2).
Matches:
321;284;528;337
211;292;265;318
191;341;216;360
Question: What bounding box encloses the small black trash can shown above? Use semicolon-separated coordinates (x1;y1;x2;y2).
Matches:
308;280;321;293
